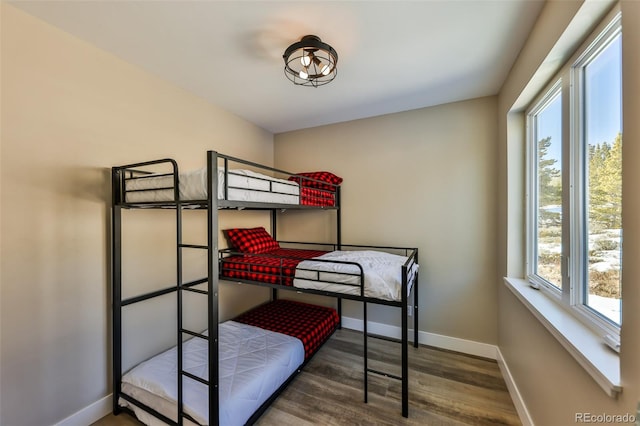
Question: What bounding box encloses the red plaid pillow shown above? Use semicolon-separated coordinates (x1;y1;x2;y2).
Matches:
225;227;280;254
288;171;343;191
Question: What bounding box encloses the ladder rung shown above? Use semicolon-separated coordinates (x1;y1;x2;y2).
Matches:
367;368;402;381
178;243;208;249
365;333;401;344
180;329;209;340
181;370;209;386
182;286;208;295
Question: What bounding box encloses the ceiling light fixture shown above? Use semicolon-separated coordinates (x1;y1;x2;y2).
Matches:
283;35;338;87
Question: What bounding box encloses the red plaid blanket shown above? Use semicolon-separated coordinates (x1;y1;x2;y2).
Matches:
220;248;328;286
234;299;339;359
301;187;336;207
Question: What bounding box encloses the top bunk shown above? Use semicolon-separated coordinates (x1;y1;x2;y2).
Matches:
111;151;342;210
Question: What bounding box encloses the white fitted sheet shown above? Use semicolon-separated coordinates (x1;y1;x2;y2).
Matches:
120;321;304;426
294;250;418;301
124;168;300;204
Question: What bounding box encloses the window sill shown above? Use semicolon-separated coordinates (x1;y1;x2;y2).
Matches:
503;277;621;398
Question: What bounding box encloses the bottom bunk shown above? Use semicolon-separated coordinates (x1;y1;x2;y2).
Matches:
118;299;339;426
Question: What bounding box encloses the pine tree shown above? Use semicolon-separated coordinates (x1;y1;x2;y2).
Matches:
538;136;561;207
589;133;622;229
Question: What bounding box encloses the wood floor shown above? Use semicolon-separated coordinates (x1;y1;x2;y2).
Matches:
94;329;521;426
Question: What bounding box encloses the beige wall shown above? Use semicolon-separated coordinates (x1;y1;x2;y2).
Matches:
0;5;273;425
275;97;499;344
4;1;639;425
497;1;640;424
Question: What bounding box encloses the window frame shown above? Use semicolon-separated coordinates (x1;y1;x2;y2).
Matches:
570;14;622;339
526;80;563;295
525;10;622;342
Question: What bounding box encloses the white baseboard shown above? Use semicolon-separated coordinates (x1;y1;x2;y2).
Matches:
342;316;532;425
341;315;498;360
496;348;535;426
54;394;112;426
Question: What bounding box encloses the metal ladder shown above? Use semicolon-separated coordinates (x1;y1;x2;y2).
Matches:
175;151;220;425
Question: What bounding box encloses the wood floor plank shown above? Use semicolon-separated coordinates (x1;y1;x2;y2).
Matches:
95;329;521;426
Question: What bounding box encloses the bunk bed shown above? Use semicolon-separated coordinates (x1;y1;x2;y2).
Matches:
111;151;419;425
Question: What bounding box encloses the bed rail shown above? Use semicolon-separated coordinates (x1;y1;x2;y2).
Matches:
218;244;417;304
112;158;181;206
111;152;340;210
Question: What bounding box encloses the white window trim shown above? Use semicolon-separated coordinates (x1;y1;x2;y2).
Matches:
525;80;563;293
504;277;621;397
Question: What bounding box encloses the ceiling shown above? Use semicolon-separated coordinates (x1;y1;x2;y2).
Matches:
11;1;545;134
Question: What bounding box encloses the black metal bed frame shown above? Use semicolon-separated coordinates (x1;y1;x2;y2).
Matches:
111;151;419;425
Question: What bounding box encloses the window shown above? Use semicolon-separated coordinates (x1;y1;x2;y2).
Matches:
528;84;563;291
575;24;622;327
526;12;622;338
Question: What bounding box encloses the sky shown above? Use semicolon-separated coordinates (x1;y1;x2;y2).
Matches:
536;33;622;164
585;35;622;147
537;92;562;164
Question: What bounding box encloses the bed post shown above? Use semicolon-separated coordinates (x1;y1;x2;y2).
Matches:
336;187;342;250
270;209;277;239
336;187;342;328
401;264;409;417
207;151;220;426
111;167;122;415
414;249;419;348
271;209;278;301
173;159;186;426
363;301;368;404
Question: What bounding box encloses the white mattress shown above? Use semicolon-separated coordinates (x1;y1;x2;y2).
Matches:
294;250;418;301
124;168;300;204
120;321;304;426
